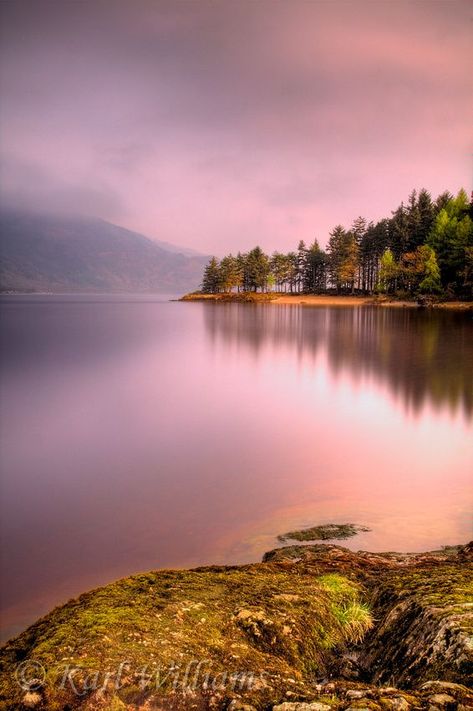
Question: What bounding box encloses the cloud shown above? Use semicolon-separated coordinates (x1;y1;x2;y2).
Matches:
0;0;471;252
0;154;124;217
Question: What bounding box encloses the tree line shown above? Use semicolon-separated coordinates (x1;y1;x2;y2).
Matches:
201;188;473;298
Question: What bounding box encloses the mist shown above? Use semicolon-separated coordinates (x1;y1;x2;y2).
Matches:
0;0;471;253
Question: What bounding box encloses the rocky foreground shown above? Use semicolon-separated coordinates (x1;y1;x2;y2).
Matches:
0;543;472;710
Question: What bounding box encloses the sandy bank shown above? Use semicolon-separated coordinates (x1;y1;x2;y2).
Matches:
180;292;473;310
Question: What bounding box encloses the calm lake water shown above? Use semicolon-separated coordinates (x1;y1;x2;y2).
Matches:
1;294;472;640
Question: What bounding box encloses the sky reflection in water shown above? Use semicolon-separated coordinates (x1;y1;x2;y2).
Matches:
0;296;471;640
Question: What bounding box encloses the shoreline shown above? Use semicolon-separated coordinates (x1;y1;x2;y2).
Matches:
180;291;473;310
1;541;471;709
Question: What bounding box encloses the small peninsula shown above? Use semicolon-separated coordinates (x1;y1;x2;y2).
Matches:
180;291;473;310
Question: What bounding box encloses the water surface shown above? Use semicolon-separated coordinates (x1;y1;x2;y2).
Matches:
1;295;472;640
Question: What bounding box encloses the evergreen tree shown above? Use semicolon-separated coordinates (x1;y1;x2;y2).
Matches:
286;252;298;292
236;252;246;292
360;219;389;293
461;247;473;296
245;247;270;292
270;252;291;291
434;191;454;214
303;239;326;293
416;188;434;245
351;216;368;245
201;257;221;293
419;246;442;294
428;190;473;292
197;186;471;299
340;233;359;294
327;226;359;293
390;202;410;258
399;245;440;293
351;217;367;290
219;254;242;292
327;225;347;292
296;240;308;293
378;248;398;293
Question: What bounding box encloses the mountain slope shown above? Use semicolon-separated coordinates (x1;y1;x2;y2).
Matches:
0;210;208;293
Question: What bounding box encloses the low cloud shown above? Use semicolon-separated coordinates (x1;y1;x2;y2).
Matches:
0;0;470;252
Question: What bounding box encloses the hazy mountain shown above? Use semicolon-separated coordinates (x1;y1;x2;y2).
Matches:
0;209;208;293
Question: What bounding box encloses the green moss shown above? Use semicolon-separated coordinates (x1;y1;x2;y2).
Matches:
104;699;126;711
1;550;471;708
378;565;473;608
278;523;371;543
361;563;473;687
0;567;372;709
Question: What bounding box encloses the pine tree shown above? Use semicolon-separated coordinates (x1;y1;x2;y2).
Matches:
428;190;473;291
270;252;291;291
419;246;442;294
390;203;410;258
461;247;473;296
236;252;246;292
327;225;346;292
416;188;434;245
197;186;471;299
303;239;326;293
351;217;368;245
296;240;308;293
245;247;270;292
286;252;298;292
327;226;359;293
219;254;242;292
201;257;221;293
359;220;389;293
351;217;367;290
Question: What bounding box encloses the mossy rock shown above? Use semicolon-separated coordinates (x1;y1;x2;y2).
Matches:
277;524;371;544
1;545;472;710
359;564;473;687
0;566;372;710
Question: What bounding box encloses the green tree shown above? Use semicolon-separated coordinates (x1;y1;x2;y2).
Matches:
327;226;359;293
351;217;367;290
343;233;359;294
236;252;246;292
359;219;389;293
351;216;368;245
327;225;347;292
399;245;441;294
428;190;473;292
416;188;435;245
201;257;221;293
270;252;291;291
419;246;442;294
219;254;242;292
286;252;298;292
245;246;270;291
434;191;454;214
390;202;410;258
460;246;473;296
197;186;471;299
303;239;326;293
378;248;398;293
296;240;308;293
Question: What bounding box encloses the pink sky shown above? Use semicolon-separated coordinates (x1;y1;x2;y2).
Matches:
0;0;471;254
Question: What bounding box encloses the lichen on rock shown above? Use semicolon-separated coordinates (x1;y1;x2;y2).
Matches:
0;542;471;710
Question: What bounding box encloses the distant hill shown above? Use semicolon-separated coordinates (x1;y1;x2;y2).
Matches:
0;209;208;293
